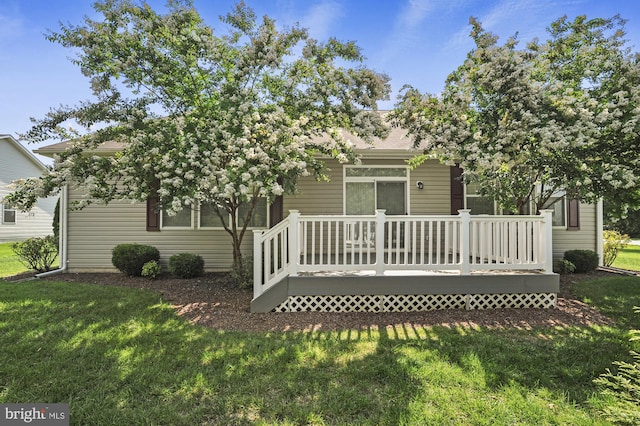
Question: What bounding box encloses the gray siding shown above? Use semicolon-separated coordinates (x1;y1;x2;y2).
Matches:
283;158;450;215
65;195;250;272
62;155;600;271
0;137;57;242
551;201;598;260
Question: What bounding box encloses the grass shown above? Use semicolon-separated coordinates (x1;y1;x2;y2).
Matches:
0;242;29;278
612;244;640;271
1;277;640;424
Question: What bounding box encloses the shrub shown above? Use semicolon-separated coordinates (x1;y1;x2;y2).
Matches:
557;259;576;274
12;235;58;273
563;249;599;273
52;199;60;242
168;253;204;278
231;256;253;289
141;260;161;280
603;230;631;267
111;243;160;276
594;307;640;425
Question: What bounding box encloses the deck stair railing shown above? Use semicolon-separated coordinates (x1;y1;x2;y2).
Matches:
253;209;554;299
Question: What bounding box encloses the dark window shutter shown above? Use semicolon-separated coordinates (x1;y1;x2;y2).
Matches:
567;199;580;230
450;164;464;214
269;195;284;228
147;181;160;231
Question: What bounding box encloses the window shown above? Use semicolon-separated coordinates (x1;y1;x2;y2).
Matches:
199;199;269;229
543;196;566;227
344;166;408;215
161;208;193;228
464;183;495;214
2;204;16;225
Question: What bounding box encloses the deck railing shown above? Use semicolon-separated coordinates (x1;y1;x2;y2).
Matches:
253;209;554;298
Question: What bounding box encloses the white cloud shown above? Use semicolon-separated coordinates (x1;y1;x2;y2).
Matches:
377;0;474;65
446;0;588;50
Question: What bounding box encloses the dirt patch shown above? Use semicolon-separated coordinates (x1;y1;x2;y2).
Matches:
14;269;616;333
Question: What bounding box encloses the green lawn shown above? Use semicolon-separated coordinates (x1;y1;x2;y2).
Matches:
1;276;640;424
0;242;29;278
612;244;640;271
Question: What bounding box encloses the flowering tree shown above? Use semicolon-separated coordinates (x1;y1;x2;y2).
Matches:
7;1;390;270
392;15;640;214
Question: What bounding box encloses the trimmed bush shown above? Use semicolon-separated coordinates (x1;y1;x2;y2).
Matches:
557;259;576;274
141;260;161;280
563;249;599;273
112;243;160;276
12;235;58;273
168;253;204;278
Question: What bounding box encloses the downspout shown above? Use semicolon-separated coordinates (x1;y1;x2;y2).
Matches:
36;185;68;278
596;198;604;266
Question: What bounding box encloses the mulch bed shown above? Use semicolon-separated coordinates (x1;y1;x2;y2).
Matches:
4;269;620;333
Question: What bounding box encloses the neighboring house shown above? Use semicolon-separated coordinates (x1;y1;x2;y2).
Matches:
0;134;58;242
35;124;603;312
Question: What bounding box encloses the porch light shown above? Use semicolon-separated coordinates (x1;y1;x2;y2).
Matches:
416;181;424;190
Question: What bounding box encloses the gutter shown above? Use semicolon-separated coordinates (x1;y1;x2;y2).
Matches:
36;185;68;278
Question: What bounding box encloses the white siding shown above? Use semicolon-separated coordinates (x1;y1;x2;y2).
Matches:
0;137;57;242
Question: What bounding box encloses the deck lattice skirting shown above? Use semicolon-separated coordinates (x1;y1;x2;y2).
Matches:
275;292;557;312
252;210;558;313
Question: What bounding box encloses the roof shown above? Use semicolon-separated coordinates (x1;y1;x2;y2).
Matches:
0;134;47;170
34;112;418;158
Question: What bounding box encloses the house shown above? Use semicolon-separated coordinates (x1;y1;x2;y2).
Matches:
35;124;603;312
0;134;58;242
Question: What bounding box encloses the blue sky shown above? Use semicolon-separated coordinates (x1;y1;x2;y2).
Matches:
1;0;639;160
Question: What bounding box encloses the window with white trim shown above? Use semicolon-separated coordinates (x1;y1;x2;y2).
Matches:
465;183;570;227
344;166;409;215
199;198;268;229
543;195;567;227
464;182;496;214
2;204;16;225
161;208;193;228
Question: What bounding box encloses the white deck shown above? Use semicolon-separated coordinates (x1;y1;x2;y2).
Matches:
251;210;556;312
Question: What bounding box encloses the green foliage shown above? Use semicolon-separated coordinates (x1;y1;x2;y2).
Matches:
392;15;640;214
141;260;161;280
557;259;576;274
606;201;640;238
594;308;640;425
111;243;160;276
11;235;58;273
52;198;60;242
603;230;632;267
168;253;204;279
231;256;253;289
563;249;599;273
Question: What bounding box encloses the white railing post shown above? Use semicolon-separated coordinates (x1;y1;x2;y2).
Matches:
288;210;300;277
253;229;264;299
458;209;471;275
375;209;386;275
539;209;554;274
